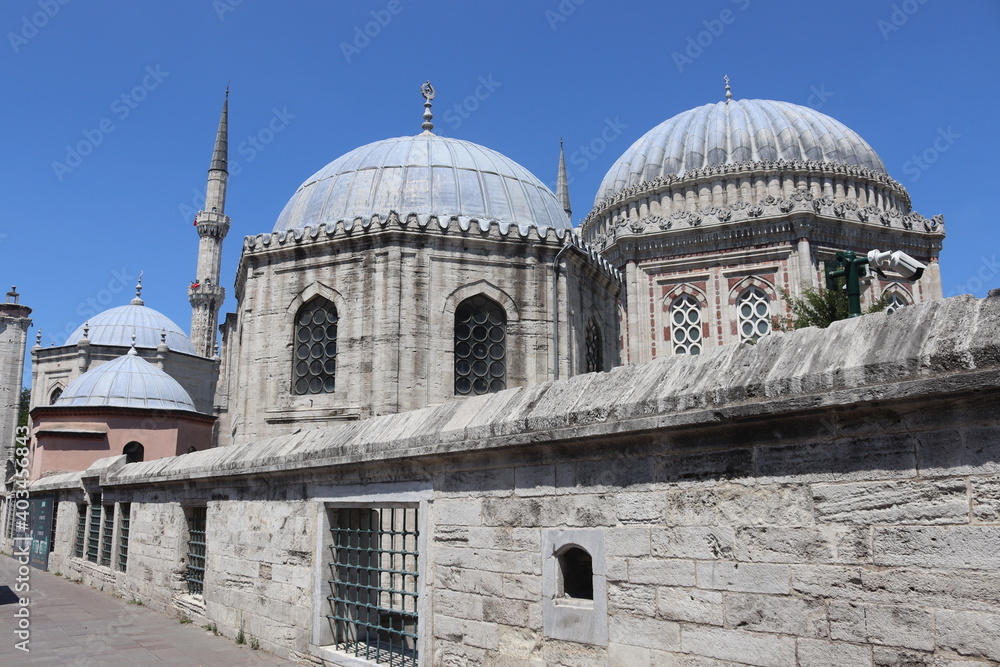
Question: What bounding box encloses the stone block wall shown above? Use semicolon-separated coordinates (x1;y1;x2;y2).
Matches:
28;295;1000;665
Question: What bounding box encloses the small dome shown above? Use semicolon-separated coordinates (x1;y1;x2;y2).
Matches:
596;99;887;204
273;134;571;233
65;304;195;355
55;350;197;412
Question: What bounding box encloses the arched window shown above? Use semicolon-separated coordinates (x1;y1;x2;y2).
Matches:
454;295;506;396
293;297;338;395
670;295;702;355
585;319;602;372
738;286;771;342
557;546;594;600
885;292;909;315
123;442;144;464
49;387;62;405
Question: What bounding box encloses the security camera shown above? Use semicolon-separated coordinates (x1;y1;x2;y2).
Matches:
867;249;926;280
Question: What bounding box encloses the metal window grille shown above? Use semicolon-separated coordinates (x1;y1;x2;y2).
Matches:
671;295;703;354
74;504;86;558
87;495;102;563
118;503;131;572
3;498;14;539
186;506;207;595
293;298;338;395
454;295;506;396
100;505;114;566
737;286;771;343
49;504;58;553
326;507;419;667
585;319;603;372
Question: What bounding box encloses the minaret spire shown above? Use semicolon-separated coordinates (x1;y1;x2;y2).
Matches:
556;138;572;221
189;88;232;358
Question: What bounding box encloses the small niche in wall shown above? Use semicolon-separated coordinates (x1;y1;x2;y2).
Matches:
558;546;594;601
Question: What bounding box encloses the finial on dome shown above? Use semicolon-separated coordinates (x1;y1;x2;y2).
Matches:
6;286;18;304
128;332;138;354
131;271;144;306
420;81;435;134
35;328;42;347
83;321;90;339
160;329;167;345
724;75;733;102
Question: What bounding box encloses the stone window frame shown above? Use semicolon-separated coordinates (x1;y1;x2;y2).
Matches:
541;528;608;646
727;275;778;344
659;282;709;356
291;296;340;396
882;286;912;314
282;282;350;404
310;482;432;667
48;385;63;405
584;316;604;373
440;280;519;402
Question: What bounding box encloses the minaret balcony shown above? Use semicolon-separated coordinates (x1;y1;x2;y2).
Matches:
188;283;226;304
195;210;232;239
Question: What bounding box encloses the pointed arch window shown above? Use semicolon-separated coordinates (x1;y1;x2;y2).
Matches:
585;318;603;372
670;295;702;355
454;295;506;396
885;292;909;314
49;387;62;405
738;286;771;343
293;297;338;395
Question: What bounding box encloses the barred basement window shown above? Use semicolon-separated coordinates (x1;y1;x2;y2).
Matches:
74;504;86;558
885;292;908;314
100;505;114;566
454;295;506;396
186;507;207;595
87;495;101;563
3;497;14;539
293;298;338;395
585;318;602;372
118;503;131;572
738;286;771;342
670;295;702;354
326;507;419;666
49;504;57;553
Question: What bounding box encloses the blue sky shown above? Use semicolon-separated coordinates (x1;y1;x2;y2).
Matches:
2;0;998;384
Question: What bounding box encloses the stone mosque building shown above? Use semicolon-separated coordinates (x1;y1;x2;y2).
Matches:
4;82;994;666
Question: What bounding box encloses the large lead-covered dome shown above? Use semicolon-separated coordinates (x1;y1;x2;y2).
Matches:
65;303;196;355
274;134;571;233
596;99;887;204
55;348;197;412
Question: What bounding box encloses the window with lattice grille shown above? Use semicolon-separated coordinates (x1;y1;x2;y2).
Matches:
293;298;338;395
100;504;114;566
186;506;207;595
454;295;506;396
74;504;86;558
118;503;131;572
885;292;908;314
87;495;101;563
737;286;771;343
585;319;603;372
670;295;702;354
325;506;419;667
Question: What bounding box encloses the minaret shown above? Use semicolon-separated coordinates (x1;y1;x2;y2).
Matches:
0;287;31;462
556;138;572;222
189;89;231;358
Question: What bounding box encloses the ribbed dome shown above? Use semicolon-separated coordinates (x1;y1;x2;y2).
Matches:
55;350;197;412
596;99;887;204
65;304;196;355
273;134;571;233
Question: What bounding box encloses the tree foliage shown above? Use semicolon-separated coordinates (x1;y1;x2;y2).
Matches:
774;286;888;331
17;387;30;428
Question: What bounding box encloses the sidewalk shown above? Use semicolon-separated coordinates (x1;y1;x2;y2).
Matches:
0;556;296;665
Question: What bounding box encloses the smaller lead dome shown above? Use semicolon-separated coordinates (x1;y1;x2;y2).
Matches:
55;350;197;412
65;304;195;355
596;99;887;204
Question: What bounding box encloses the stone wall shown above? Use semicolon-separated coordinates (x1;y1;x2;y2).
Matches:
21;294;1000;666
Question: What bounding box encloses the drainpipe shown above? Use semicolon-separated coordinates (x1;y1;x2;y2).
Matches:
552;241;574;382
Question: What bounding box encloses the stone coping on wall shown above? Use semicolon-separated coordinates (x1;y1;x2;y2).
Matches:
30;294;1000;492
